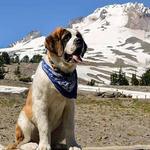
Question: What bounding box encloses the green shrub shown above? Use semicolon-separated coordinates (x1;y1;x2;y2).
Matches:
87;79;96;86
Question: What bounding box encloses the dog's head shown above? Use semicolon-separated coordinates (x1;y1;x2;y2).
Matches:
45;27;87;73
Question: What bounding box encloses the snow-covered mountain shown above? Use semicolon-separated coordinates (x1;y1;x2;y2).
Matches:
0;31;45;60
9;31;42;47
1;2;150;85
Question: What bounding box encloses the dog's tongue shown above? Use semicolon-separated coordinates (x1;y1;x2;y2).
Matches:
72;55;82;63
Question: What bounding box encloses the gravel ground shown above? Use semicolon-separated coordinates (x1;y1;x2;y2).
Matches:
76;95;150;147
1;93;150;148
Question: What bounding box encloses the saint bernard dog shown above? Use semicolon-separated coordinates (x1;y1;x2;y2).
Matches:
7;27;87;150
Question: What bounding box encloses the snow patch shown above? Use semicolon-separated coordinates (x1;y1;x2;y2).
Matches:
79;84;150;99
0;86;28;94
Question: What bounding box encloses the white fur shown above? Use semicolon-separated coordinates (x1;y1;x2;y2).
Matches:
64;29;78;55
17;111;34;146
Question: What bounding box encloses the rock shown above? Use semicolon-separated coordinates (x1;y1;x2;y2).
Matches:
1;143;68;150
102;91;115;98
20;142;38;150
96;90;132;98
95;91;105;96
0;144;5;150
19;143;68;150
0;143;38;150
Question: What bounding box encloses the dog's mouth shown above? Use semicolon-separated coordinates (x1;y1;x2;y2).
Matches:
64;53;82;63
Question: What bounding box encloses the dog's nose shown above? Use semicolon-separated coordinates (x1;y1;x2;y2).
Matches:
74;37;83;45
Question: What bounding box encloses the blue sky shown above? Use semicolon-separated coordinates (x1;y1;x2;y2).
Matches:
0;0;149;47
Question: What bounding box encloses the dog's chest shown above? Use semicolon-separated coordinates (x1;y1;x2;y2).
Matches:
47;88;67;130
32;62;68;130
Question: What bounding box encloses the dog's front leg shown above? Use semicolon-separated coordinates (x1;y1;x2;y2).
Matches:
34;102;51;150
63;100;81;150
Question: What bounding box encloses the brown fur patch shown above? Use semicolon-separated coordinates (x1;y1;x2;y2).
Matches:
6;124;24;150
6;143;18;150
45;27;69;57
23;88;33;120
15;123;24;144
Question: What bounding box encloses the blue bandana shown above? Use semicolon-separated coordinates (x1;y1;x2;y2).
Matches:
42;59;77;99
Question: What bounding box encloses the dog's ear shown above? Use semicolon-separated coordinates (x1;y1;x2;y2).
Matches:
81;41;87;57
45;35;54;53
45;27;66;57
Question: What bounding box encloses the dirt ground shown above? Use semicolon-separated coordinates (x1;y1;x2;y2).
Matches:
1;92;150;148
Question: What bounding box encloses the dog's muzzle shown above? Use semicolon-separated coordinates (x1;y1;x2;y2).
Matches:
64;37;87;63
64;52;82;63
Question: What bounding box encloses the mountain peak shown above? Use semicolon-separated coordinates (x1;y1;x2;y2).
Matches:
22;31;41;42
72;3;150;31
10;31;42;47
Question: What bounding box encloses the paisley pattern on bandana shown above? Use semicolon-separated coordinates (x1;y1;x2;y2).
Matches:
42;59;77;99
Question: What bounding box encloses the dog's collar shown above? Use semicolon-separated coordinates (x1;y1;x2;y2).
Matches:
42;59;77;99
46;48;72;75
49;60;73;76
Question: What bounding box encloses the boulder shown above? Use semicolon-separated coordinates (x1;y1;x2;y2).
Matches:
0;144;4;150
0;143;67;150
20;142;38;150
96;90;132;98
0;143;38;150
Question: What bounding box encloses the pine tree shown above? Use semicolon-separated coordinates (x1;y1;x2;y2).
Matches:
14;65;21;78
21;55;29;63
110;72;118;85
131;74;139;86
118;68;129;85
140;69;150;86
110;68;129;85
14;55;20;64
0;55;4;66
0;66;5;79
30;55;42;63
2;52;10;64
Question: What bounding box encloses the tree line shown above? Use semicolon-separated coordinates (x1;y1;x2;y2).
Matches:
0;52;43;64
1;51;150;86
110;68;150;86
0;52;42;79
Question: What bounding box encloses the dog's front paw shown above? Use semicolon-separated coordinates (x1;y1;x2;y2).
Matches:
36;143;51;150
69;146;82;150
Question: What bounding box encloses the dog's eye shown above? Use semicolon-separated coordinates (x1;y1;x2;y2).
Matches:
62;34;71;43
76;32;82;38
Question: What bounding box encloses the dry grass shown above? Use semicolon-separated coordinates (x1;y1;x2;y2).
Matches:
1;93;150;147
77;94;150;114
